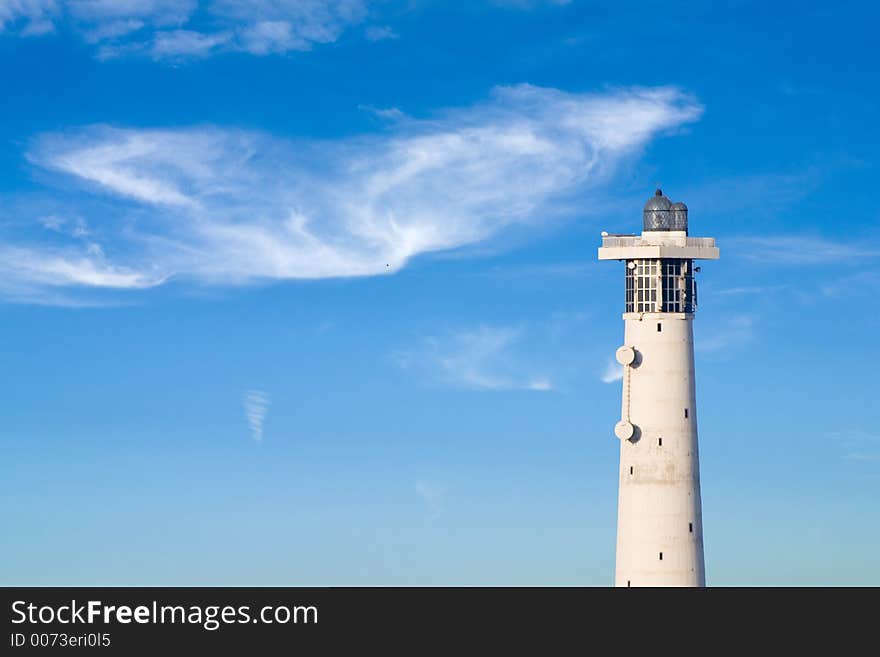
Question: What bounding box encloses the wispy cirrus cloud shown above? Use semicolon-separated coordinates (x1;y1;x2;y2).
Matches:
243;389;270;442
0;0;578;59
490;0;572;8
729;235;880;264
394;325;554;391
0;0;369;60
682;170;820;223
819;270;880;298
600;359;623;383
364;24;396;42
829;429;880;464
0;0;59;35
0;244;162;288
696;315;756;353
5;84;701;304
415;480;446;514
714;284;790;296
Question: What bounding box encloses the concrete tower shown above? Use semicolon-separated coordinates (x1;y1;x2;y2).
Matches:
598;189;719;587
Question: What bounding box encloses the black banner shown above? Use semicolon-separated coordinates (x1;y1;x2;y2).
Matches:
1;587;873;652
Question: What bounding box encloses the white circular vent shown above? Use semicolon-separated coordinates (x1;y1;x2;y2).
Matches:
614;420;635;441
615;346;636;366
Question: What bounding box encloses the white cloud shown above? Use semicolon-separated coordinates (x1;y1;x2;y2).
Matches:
148;28;232;58
0;244;165;288
243;389;270;442
364;24;396;41
358;104;406;121
38;213;90;237
1;0;368;59
0;0;59;35
714;284;789;296
485;262;594;279
394;325;554;391
819;270;880;298
829;429;880;464
730;235;880;264
843;453;880;463
491;0;571;8
415;480;446;514
696;315;756;353
681;170;819;221
600;359;623;383
6;85;700;303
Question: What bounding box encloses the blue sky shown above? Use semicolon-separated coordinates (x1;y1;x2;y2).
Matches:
1;0;878;585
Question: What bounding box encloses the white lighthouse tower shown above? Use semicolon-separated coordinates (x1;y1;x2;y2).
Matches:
598;189;719;587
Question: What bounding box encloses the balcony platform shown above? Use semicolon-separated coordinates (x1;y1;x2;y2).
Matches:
598;232;719;261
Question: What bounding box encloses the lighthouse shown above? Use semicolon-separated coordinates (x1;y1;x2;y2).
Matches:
598;189;719;587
